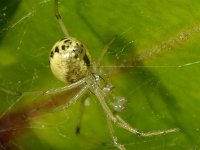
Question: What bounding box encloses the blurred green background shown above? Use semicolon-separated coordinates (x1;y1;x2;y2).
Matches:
0;0;200;149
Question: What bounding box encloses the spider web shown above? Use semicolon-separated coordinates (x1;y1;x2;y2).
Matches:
0;0;200;150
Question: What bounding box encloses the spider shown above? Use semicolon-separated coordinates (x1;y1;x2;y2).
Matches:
0;0;179;149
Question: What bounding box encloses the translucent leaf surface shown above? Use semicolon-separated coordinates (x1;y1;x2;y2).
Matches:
0;0;200;149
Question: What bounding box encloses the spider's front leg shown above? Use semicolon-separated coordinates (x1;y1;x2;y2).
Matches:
0;78;85;97
0;79;86;118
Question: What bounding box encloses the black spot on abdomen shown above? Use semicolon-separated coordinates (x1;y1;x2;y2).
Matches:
83;54;90;66
50;51;54;58
62;45;65;50
55;46;59;53
64;39;70;43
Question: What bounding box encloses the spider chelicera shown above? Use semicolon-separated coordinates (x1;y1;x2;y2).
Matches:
0;0;179;149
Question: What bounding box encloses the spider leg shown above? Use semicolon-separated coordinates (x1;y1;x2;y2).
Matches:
76;97;87;135
95;88;179;139
74;96;107;146
0;86;21;96
0;79;85;118
72;92;122;147
54;0;69;37
0;78;85;96
115;115;179;137
97;36;117;66
53;84;89;111
106;115;126;150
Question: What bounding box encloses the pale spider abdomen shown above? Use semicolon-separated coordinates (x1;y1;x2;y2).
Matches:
50;37;91;83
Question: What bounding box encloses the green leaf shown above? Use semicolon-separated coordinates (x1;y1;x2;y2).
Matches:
0;0;200;149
